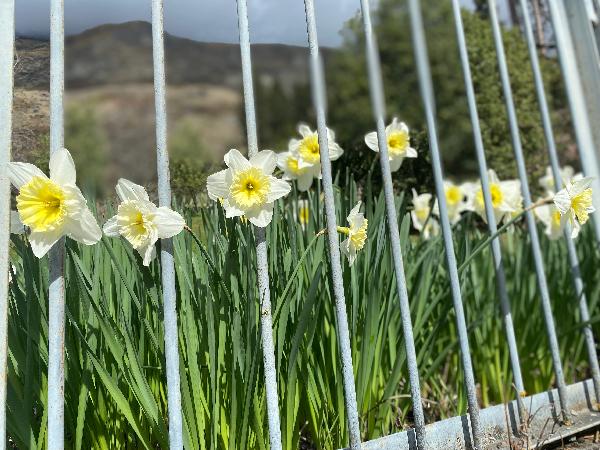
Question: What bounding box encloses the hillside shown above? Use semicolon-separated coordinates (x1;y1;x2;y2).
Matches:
13;21;323;188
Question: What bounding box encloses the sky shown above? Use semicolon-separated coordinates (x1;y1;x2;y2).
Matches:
15;0;506;47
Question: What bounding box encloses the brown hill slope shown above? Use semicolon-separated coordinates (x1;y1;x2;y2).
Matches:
13;21;322;189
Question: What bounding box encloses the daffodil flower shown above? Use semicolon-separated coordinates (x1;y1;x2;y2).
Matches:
103;179;186;266
534;203;565;240
276;150;317;191
364;118;418;172
410;189;433;232
290;124;343;170
207;149;291;227
553;177;595;239
295;199;310;229
338;202;368;266
433;180;470;225
471;170;522;225
10;211;25;235
539;165;575;195
7;148;102;258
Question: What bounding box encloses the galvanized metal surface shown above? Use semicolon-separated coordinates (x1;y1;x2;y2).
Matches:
450;0;526;418
0;1;14;447
302;1;362;448
48;0;66;447
562;0;600;176
356;0;427;448
547;0;600;243
235;1;283;448
150;1;184;448
343;379;600;450
407;0;482;447
488;0;571;423
518;0;600;405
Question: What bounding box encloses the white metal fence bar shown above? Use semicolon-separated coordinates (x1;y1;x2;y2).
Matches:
518;0;600;403
0;0;15;447
356;1;427;448
48;0;66;447
302;1;362;448
450;0;526;420
487;0;571;422
150;1;184;447
235;1;283;448
408;0;483;447
547;0;600;244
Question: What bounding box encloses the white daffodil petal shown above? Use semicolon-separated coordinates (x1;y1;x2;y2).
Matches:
10;211;25;235
364;131;379;152
139;239;158;267
297;172;314;191
222;200;245;218
7;162;47;189
553;189;571;214
267;178;291;202
406;147;418;158
103;216;120;237
328;143;344;161
571;177;594;196
29;228;63;258
49;148;77;186
389;157;404;172
298;124;312;137
65;208;102;245
224;149;251;172
154;207;186;239
250;150;277;175
116;178;150;203
347;202;362;222
246;205;274;228
207;169;230;201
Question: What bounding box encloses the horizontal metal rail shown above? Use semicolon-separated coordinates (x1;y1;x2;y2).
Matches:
342;379;600;450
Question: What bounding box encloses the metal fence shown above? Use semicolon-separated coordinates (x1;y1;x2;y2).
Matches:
1;0;600;449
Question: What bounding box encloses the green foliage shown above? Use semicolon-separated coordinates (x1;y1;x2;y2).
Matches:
7;174;600;449
65;104;108;196
254;1;567;190
169;119;215;202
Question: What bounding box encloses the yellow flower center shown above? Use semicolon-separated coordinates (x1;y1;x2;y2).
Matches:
552;210;562;226
350;219;368;251
571;188;593;224
445;186;462;206
298;135;321;165
230;167;271;209
476;183;503;209
387;131;409;156
287;156;305;176
299;205;309;225
117;202;155;249
17;176;67;232
415;207;429;222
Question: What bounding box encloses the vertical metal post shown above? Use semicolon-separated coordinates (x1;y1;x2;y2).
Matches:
487;0;570;422
235;1;283;449
407;1;483;447
150;1;184;448
0;1;15;447
357;0;428;448
546;0;600;243
518;0;600;403
561;0;600;169
48;0;66;448
302;1;362;448
450;0;526;419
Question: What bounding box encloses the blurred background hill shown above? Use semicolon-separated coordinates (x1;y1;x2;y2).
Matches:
12;1;577;199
